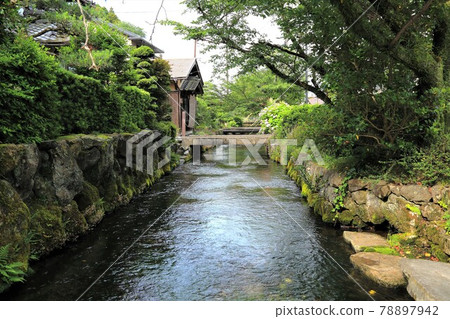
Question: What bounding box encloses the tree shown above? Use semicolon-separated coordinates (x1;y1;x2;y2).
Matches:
171;0;448;98
130;47;172;121
196;69;305;128
223;69;305;115
171;0;449;164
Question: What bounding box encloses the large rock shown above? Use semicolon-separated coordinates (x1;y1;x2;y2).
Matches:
343;231;389;252
49;141;84;206
373;181;391;200
34;140;84;206
422;223;450;256
400;259;450;301
348;179;369;192
350;252;406;288
383;194;422;233
346;193;386;225
76;137;117;188
324;186;337;202
351;190;368;205
0;144;39;200
399;185;432;204
329;173;344;187
0;180;30;264
421;203;445;221
430;184;448;203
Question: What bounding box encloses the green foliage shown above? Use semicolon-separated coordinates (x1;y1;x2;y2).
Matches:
439;200;450;234
0;245;26;286
331;175;351;221
154;121;177;140
196;70;305;130
0;35;63;143
0;2;173;144
0;0;21;43
130;49;172;121
223;69;304;116
131;46;155;59
260;101;346;163
392;87;450;185
405;204;421;216
173;0;449;183
58;69;156;134
361;246;399;256
195;82;225;129
116;21;146;37
388;233;417;247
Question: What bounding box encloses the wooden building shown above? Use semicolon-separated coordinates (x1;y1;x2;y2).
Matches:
166;59;204;133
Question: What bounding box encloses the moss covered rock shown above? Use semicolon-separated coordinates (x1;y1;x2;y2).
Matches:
62;201;88;238
74;181;105;226
29;203;66;255
0;180;30;265
0;144;39;200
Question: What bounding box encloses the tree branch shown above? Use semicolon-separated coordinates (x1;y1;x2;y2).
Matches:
77;0;98;70
389;0;435;48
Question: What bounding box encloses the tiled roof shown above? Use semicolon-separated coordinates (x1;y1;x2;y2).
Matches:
27;20;70;47
166;59;196;79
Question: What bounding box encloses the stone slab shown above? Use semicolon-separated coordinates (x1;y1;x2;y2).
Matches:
400;259;450;301
343;231;389;252
350;252;407;288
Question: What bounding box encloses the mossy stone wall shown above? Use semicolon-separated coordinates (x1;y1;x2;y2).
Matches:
0;133;179;292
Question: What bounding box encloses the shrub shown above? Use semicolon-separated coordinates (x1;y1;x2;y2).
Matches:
260;101;346;161
58;69;156;134
0;35;62;143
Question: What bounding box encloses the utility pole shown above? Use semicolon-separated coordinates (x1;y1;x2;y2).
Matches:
194;39;197;58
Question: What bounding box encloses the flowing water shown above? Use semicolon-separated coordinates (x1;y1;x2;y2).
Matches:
2;146;411;301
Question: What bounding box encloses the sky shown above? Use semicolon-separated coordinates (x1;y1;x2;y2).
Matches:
93;0;216;81
93;0;282;83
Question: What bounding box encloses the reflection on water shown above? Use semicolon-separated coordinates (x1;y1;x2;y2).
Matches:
2;146;412;301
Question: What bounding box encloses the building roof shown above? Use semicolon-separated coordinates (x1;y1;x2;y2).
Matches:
180;77;202;91
167;59;204;94
107;23;164;54
27;20;71;47
166;59;198;79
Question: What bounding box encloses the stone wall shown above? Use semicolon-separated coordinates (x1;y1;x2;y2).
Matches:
284;160;450;262
0;133;178;292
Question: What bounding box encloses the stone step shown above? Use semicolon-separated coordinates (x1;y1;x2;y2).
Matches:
400;259;450;301
350;252;407;288
343;231;389;252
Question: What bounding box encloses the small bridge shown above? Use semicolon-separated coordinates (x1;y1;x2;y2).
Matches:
179;134;272;148
220;127;262;135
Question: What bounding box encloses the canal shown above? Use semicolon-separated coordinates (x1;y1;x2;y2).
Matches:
2;146;411;301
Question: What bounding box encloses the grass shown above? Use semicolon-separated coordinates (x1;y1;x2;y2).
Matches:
361;246;399;256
